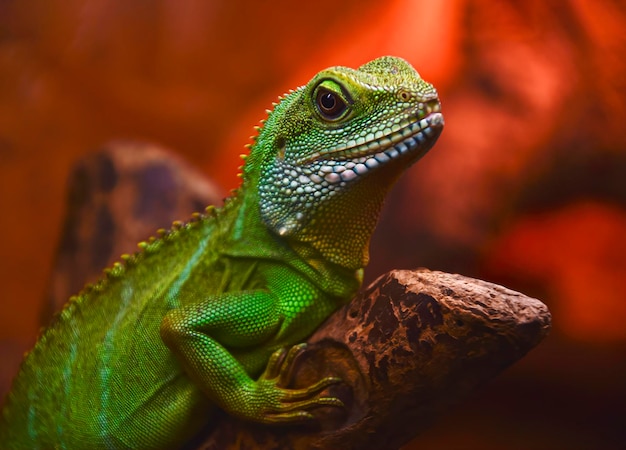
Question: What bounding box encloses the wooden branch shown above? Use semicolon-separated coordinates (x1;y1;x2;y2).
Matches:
196;269;551;449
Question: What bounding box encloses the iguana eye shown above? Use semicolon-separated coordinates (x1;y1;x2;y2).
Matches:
315;87;347;120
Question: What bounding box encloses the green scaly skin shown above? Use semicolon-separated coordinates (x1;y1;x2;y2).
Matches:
0;56;443;449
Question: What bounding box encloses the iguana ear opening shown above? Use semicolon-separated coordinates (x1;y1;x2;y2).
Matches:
275;136;286;160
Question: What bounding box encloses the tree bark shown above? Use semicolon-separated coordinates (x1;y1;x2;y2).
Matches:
196;269;551;450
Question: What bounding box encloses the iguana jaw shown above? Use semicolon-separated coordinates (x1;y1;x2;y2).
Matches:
300;109;443;182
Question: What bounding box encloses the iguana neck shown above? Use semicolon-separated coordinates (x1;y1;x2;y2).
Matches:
237;127;375;271
223;180;363;299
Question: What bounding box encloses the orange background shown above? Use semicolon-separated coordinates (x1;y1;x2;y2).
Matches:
1;0;625;448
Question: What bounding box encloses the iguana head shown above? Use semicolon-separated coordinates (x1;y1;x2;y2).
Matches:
246;56;443;270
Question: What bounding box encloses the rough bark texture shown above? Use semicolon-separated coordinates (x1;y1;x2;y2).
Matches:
196;269;551;450
38;145;551;449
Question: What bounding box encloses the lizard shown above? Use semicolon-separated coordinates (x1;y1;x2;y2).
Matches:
0;56;443;449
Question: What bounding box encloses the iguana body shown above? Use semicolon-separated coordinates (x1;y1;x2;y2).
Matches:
0;56;443;449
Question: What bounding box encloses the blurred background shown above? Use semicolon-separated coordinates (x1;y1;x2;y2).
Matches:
1;0;625;448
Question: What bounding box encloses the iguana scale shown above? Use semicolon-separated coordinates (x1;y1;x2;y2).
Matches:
0;56;443;449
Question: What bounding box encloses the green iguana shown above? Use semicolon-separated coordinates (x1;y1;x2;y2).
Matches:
0;56;443;449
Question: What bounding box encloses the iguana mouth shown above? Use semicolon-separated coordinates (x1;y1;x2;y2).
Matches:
301;109;443;184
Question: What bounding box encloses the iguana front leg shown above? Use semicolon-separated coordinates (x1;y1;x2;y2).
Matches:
160;290;343;423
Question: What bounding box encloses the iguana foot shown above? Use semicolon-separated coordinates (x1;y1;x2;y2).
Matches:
253;344;344;424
